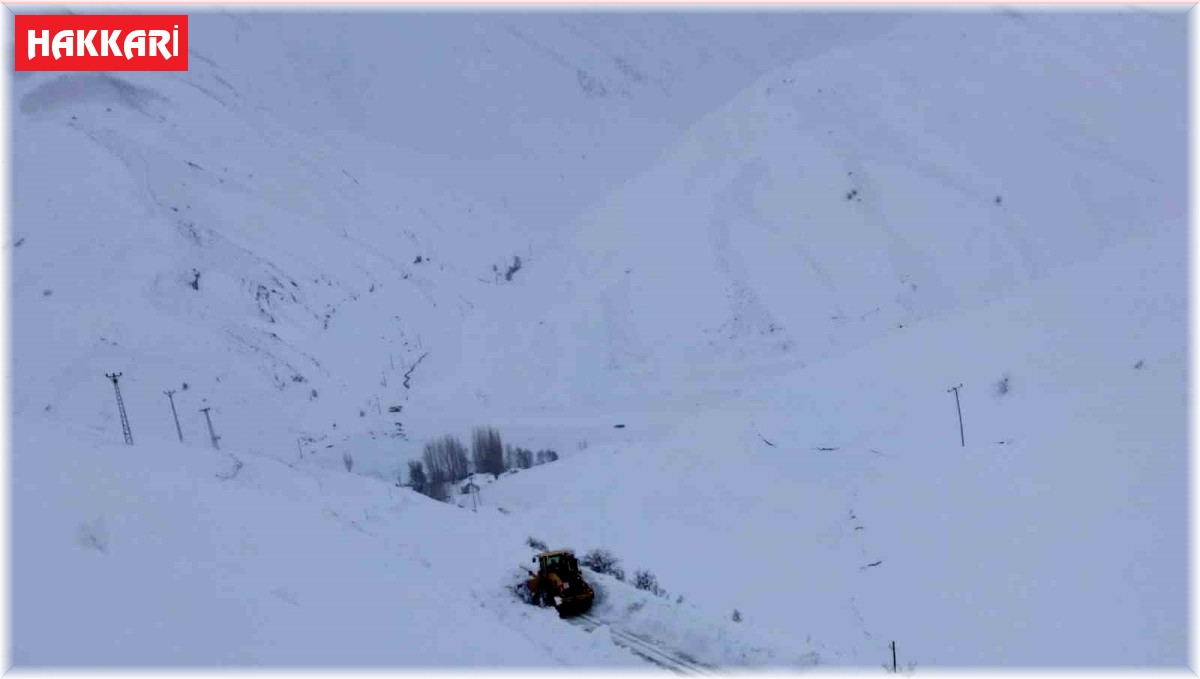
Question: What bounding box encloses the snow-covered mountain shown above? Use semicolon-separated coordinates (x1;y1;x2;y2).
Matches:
10;7;1187;669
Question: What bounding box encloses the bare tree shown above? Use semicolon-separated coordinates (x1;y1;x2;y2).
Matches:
423;435;470;485
422;444;446;485
427;476;449;501
472;426;505;478
440;435;470;482
516;447;533;469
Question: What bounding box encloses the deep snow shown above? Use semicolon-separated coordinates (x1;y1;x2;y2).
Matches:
9;6;1188;669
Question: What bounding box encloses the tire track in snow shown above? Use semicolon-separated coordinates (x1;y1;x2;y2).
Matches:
568;612;717;675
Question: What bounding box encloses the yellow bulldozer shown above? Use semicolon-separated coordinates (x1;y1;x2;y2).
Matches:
519;549;595;617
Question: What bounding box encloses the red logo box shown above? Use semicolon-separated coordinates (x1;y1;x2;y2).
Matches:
15;14;188;71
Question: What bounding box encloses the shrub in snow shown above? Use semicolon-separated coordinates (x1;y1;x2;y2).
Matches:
342;452;353;472
633;569;661;595
581;549;625;581
527;536;548;552
732;609;742;622
407;460;427;494
994;374;1010;397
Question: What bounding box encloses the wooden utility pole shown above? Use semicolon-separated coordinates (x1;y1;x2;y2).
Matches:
947;384;964;447
890;641;897;673
106;373;133;445
164;390;183;442
199;407;220;450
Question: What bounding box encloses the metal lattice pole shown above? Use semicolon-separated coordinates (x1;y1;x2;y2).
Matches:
106;373;133;445
164;390;184;443
947;384;964;447
199;407;220;450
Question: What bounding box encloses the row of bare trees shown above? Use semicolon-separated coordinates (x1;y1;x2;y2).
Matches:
407;426;558;500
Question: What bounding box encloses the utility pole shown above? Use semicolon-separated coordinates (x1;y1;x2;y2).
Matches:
465;481;481;512
106;373;133;445
890;641;898;673
947;384;964;447
199;407;220;450
164;390;183;443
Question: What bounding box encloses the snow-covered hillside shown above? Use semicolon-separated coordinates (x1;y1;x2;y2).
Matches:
481;10;1186;408
10;7;1187;669
11;10;913;471
483;225;1186;666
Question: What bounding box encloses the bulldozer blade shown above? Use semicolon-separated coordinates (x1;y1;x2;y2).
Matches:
555;597;594;617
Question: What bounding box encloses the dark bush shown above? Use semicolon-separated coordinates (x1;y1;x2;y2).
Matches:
505;256;522;281
581;549;625;581
994;374;1010;397
633;569;661;595
407;460;427;494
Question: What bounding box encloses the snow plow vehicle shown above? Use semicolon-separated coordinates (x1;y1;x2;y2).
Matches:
519;549;595;617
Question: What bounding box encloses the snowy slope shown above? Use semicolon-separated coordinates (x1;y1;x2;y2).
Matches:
482;225;1186;666
13;416;822;667
10;6;1187;669
11;9;910;478
485;10;1186;411
12;417;629;666
17;228;1181;667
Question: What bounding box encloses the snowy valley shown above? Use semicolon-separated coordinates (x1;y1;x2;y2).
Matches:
9;8;1188;670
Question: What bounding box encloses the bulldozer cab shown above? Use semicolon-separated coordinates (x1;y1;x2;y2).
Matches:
535;550;576;575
